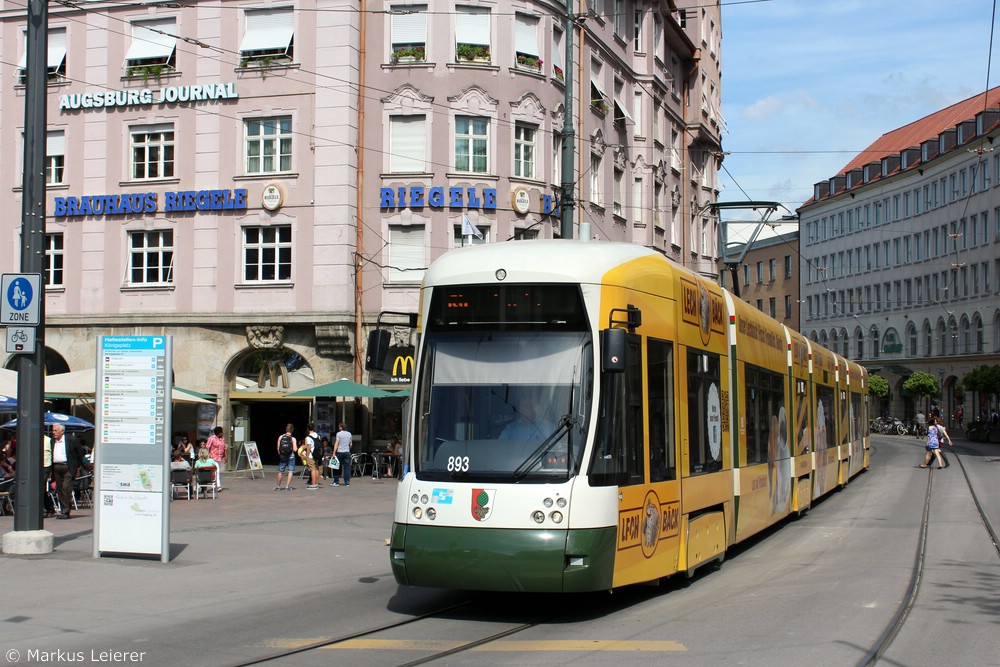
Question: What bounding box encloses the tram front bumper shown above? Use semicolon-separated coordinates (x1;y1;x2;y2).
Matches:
389;522;616;592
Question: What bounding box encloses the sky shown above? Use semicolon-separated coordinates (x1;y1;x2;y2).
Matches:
718;0;999;245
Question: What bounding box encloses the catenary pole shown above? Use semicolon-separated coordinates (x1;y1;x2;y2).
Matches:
559;0;575;240
14;0;48;530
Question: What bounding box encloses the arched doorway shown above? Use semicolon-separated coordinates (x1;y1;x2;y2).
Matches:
228;348;315;467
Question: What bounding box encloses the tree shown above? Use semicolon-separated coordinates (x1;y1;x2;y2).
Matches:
962;364;1000;414
868;374;889;399
903;372;940;401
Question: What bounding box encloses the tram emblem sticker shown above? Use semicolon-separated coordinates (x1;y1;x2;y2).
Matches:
471;488;495;521
431;488;454;504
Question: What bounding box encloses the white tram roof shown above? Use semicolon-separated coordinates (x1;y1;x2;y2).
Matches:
423;241;667;287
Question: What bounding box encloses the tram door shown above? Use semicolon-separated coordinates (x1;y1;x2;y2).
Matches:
606;335;681;587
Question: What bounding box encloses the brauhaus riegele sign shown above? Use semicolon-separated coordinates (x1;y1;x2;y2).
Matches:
59;82;238;111
54;189;249;217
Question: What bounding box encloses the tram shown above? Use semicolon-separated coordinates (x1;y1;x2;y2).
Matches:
373;241;869;592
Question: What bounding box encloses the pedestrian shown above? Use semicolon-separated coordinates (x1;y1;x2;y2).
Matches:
954;405;964;430
319;436;333;479
50;424;85;519
300;423;321;490
330;422;352;487
919;416;949;470
915;410;926;437
275;423;297;491
178;435;195;466
205;427;227;491
42;431;56;518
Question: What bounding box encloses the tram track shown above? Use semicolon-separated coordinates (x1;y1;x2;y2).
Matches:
226;593;554;667
857;447;1000;666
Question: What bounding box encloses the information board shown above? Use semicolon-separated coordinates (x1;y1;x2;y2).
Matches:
94;336;172;561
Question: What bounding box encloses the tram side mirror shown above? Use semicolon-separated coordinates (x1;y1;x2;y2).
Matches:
365;329;391;371
601;328;626;373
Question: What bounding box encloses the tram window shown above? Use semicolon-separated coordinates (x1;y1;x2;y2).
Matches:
814;385;836;451
648;338;676;482
851;393;863;441
425;284;588;332
687;350;722;475
590;333;644;486
795;387;810;455
840;390;850;446
744;365;785;466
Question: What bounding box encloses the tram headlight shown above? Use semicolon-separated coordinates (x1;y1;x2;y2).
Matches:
543;497;554;508
413;507;423;519
556;497;567;508
411;494;419;504
531;510;545;524
550;511;563;524
420;494;429;504
426;507;437;520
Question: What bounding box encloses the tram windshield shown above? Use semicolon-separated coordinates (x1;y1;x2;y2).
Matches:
414;331;593;482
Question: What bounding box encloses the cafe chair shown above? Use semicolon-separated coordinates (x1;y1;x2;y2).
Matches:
0;478;14;515
170;468;192;500
72;473;93;509
350;452;372;478
195;466;217;499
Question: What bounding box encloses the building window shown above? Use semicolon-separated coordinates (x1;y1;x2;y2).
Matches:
756;261;763;283
46;131;65;185
514;13;540;70
455;116;489;173
552;131;562;184
551;28;564;80
784;295;791;320
129;230;174;285
388;115;426;173
45;233;64;287
239;8;294;67
613;0;623;36
590;154;602;206
613;168;624;217
633;9;643;51
388;225;425;283
130;125;174;180
455;6;491;62
632;178;643;226
743;264;749;286
768;258;776;281
768;297;776;318
18;26;66;84
453;221;489;247
389;4;427;62
613;78;632;126
590;59;608;113
124;19;177;78
513;123;536;179
243;225;291;282
245;117;292;175
784;254;792;278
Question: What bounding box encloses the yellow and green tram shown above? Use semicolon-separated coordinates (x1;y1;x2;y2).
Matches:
384;241;869;592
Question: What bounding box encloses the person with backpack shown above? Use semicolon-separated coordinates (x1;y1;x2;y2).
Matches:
300;423;321;490
919;416;951;469
275;423;297;491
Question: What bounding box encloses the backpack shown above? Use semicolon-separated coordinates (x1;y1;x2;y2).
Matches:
278;433;294;457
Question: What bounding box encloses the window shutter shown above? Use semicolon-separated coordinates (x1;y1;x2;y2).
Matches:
47;131;65;157
240;8;294;54
455;7;490;46
124;19;177;63
514;14;538;56
389;116;426;172
391;7;427;46
551;30;563;70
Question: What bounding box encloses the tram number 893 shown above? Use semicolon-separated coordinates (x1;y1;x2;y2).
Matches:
447;456;470;472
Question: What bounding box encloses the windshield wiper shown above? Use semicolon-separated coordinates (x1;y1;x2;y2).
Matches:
511;414;575;481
